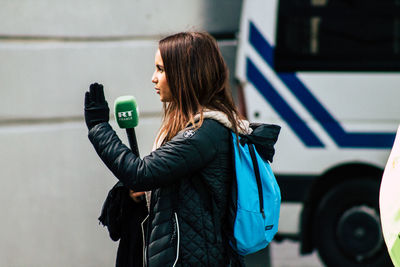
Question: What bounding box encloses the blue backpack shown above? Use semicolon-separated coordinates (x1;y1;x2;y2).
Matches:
190;123;281;256
228;124;281;256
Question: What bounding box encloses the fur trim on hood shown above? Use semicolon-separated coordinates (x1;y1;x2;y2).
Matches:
193;110;252;135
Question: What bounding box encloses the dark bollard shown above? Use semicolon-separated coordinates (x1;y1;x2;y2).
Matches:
244;246;271;267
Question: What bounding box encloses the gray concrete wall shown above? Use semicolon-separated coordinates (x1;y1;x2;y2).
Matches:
0;1;242;266
0;0;242;37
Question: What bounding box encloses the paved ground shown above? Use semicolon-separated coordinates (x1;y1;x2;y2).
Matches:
245;240;324;267
271;240;324;267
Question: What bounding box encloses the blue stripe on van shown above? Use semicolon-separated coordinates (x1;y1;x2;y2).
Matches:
248;21;396;148
246;58;324;148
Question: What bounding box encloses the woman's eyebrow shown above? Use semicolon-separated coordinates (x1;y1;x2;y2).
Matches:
156;64;164;69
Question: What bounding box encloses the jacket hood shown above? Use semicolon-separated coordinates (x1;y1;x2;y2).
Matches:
193;110;281;162
193;110;281;163
242;123;281;162
194;110;252;135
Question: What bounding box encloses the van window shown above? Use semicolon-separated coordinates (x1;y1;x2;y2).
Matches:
275;0;400;71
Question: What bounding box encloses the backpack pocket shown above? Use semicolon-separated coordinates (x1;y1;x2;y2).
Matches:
234;208;269;255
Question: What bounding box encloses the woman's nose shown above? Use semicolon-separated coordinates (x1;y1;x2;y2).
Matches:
151;72;157;84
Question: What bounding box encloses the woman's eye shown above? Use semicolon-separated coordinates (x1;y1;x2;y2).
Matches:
157;65;164;73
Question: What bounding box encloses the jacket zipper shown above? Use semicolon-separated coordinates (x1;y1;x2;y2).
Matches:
172;212;180;267
141;215;149;267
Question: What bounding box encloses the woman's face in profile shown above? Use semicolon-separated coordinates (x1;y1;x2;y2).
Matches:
151;49;172;102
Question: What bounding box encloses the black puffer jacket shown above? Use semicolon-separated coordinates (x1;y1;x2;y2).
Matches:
89;119;238;266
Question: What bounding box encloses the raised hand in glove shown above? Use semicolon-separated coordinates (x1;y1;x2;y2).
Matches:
84;83;110;130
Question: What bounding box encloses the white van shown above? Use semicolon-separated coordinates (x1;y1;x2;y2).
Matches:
236;0;400;266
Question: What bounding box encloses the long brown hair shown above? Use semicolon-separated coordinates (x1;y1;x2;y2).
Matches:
157;32;243;144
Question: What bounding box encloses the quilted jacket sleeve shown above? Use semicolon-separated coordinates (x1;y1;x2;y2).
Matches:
88;121;220;191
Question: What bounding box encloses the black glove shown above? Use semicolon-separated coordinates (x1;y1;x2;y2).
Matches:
84;83;110;130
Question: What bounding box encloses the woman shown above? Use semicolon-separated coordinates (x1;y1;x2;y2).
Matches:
84;32;250;266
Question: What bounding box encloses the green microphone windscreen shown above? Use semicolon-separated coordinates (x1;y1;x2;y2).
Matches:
114;95;139;128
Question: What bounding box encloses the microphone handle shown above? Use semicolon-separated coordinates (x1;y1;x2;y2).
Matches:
126;128;140;157
125;128;145;201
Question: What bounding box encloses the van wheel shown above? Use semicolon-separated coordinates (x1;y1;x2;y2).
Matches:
313;179;392;267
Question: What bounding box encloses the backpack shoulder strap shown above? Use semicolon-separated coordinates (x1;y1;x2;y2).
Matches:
248;143;266;219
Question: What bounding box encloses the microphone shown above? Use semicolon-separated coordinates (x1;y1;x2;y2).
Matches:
114;95;140;157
